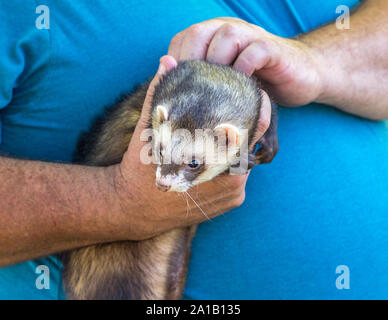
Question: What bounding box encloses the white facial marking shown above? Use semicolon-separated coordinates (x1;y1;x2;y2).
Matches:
156;105;169;122
156;166;161;180
155;169;191;192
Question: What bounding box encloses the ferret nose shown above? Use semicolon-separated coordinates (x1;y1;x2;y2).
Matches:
156;181;171;192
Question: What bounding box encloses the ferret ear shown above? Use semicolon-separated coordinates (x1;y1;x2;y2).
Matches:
155;105;169;122
214;123;240;147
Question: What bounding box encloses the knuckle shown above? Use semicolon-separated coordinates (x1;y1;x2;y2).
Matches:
256;38;281;60
187;24;204;37
233;192;246;207
169;33;182;47
220;23;239;38
220;23;241;48
253;38;272;54
229;176;244;189
254;25;266;34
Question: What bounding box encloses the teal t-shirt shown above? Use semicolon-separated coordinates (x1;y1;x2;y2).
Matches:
1;0;388;300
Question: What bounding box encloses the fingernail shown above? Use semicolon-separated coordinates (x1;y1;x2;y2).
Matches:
157;63;166;75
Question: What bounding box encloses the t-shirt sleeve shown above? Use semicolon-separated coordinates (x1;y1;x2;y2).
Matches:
0;0;50;143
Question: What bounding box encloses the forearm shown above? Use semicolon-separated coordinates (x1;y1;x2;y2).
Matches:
301;0;388;120
0;156;123;267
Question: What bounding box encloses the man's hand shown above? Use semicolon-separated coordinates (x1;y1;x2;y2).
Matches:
112;55;272;241
168;17;325;107
168;9;388;120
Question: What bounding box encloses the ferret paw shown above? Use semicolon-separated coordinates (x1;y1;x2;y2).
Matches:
254;135;279;165
248;151;257;170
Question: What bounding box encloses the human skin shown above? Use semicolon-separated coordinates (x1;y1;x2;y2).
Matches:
168;0;388;120
1;0;387;267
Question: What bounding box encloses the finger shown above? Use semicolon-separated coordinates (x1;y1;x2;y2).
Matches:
233;38;280;76
249;90;271;150
186;179;247;221
179;20;226;60
206;23;256;65
207;173;249;200
151;55;178;97
168;31;184;61
139;55;178;125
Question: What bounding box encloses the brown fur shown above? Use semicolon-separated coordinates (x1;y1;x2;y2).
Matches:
62;82;197;300
61;227;196;299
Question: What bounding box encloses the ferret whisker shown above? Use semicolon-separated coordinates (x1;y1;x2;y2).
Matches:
183;192;191;218
175;189;192;218
185;191;212;222
193;192;207;215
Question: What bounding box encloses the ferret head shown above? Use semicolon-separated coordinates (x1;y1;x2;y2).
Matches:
152;105;244;192
150;60;261;193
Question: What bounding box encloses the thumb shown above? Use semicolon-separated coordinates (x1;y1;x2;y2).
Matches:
138;55;178;127
249;89;271;151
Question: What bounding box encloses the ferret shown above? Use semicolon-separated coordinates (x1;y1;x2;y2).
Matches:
60;60;278;300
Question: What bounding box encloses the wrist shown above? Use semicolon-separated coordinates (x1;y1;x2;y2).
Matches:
99;164;136;241
297;31;347;107
312;50;346;106
77;164;137;243
109;163;152;241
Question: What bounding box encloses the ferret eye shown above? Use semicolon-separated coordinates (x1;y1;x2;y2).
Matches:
188;159;199;169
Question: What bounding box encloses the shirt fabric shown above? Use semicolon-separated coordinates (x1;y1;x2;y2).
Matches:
1;0;387;300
